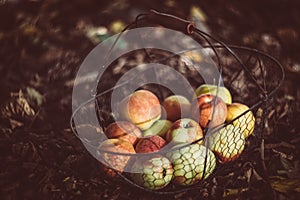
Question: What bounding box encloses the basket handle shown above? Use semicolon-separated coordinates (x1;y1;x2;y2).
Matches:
147;10;195;35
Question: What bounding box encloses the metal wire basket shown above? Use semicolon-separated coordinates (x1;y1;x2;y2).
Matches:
70;10;285;195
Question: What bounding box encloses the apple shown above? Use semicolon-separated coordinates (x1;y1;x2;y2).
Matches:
97;139;135;172
191;94;227;128
119;90;161;130
195;84;232;104
135;135;167;153
99;162;119;179
165;118;204;144
162;95;191;121
143;119;172;138
226;103;255;138
166;143;216;185
205;124;245;163
131;156;173;190
105;121;142;145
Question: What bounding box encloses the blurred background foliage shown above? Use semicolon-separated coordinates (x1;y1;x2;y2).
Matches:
0;0;299;199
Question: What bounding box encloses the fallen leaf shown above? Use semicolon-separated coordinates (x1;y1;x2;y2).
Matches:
109;20;125;34
85;26;109;44
26;87;43;106
1;90;35;129
190;6;207;22
223;188;249;198
270;176;300;194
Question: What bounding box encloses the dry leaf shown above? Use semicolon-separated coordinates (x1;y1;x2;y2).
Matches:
26;87;43;106
223;188;249;198
1;90;35;129
270;176;300;194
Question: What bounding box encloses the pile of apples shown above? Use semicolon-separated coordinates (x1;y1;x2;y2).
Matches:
98;84;255;190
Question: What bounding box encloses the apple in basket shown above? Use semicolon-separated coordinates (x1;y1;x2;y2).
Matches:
226;103;255;138
99;162;120;179
131;156;174;190
195;84;232;104
165;118;204;144
205;124;245;163
162;95;191;122
191;94;227;128
97;139;135;172
105;121;142;145
135;135;167;153
166;143;216;186
143;119;172;139
119;90;161;130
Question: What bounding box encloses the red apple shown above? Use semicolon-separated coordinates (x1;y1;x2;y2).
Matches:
162;95;191;122
97;139;135;172
166;118;203;144
191;94;227;128
135;135;167;153
119;90;161;130
99;162;119;179
105;121;142;145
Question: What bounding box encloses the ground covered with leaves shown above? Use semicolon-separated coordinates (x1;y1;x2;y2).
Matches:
0;0;299;199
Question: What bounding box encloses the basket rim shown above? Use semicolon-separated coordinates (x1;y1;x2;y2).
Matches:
70;44;284;157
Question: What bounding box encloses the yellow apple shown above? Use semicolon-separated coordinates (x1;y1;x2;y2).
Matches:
206;124;245;163
226;103;255;138
195;84;232;104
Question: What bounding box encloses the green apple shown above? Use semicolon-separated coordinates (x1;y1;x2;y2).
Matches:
165;118;203;144
143;119;172;138
131;156;173;190
195;84;232;104
162;95;191;121
226;103;255;138
206;124;245;163
166;143;216;185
